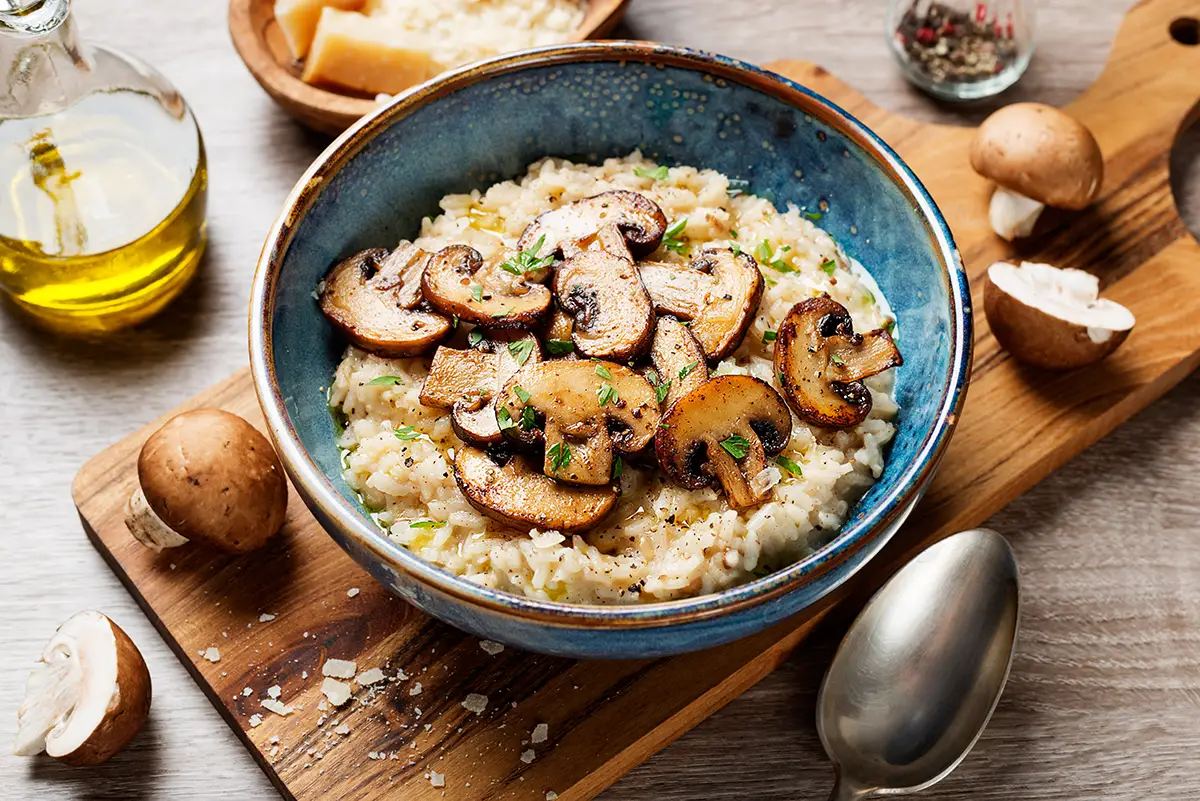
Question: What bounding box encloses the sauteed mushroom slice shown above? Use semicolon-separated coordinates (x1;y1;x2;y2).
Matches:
775;296;902;429
498;359;660;486
419;333;541;445
518;190;668;265
540;309;578;359
453;447;619;533
319;247;452;357
421;245;552;329
552;224;655;361
655;375;793;509
639;247;764;361
645;315;708;409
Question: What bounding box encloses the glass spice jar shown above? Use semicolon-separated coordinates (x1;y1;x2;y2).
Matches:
886;0;1036;101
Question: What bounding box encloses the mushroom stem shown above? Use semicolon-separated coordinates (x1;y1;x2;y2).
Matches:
989;186;1045;241
124;485;189;551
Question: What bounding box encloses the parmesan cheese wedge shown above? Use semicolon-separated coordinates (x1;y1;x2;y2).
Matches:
301;8;442;96
275;0;365;60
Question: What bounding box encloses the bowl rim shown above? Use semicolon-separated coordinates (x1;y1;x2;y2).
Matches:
249;40;972;629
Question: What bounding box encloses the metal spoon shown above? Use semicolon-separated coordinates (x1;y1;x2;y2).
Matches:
817;528;1020;800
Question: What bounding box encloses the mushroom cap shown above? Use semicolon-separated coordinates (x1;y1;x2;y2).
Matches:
655;375;792;509
319;247;453;357
639;247;764;361
970;103;1103;210
421;245;552;329
518;189;668;261
453;446;618;533
774;297;902;429
137;409;289;553
984;261;1134;369
552;224;655;361
14;611;151;766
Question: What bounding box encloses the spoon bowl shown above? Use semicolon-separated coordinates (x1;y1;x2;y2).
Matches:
817;528;1019;799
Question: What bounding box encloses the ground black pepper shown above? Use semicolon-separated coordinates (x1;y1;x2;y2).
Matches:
893;2;1020;86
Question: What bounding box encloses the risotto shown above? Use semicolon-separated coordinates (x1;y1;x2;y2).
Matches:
326;152;899;604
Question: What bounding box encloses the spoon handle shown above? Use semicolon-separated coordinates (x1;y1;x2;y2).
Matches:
827;774;874;801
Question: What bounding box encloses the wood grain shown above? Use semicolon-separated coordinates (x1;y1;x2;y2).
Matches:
5;1;1200;800
61;2;1200;798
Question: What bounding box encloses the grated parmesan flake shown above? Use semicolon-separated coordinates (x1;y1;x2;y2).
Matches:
462;693;488;715
322;658;357;679
357;668;386;685
322;677;353;707
531;723;548;744
479;640;505;656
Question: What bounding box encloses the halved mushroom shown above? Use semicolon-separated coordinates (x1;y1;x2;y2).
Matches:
454;446;618;532
320;246;452;357
655;375;792;509
774;297;902;429
14;611;151;766
419;332;541;444
970;103;1103;240
985;260;1135;369
421;245;552;329
639;247;764;361
552;224;655;361
498;359;660;485
517;190;668;267
645;315;708;409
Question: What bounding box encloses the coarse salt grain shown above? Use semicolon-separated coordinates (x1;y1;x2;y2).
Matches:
531;723;548;744
242;687;253;697
462;693;488;714
259;613;276;623
322;677;353;706
357;668;386;685
347;587;360;598
201;647;221;663
322;658;357;678
267;685;282;699
547;793;559;800
430;771;445;788
479;640;505;655
520;749;536;764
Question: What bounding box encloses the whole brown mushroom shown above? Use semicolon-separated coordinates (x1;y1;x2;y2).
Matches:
124;409;288;553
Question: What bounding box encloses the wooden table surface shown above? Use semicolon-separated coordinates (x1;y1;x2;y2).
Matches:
3;1;1198;798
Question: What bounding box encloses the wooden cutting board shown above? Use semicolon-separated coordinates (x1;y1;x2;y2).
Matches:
72;2;1200;798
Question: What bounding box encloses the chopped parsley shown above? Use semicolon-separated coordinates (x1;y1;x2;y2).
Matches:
720;434;751;459
634;165;669;180
612;454;624;480
595;363;613;380
830;353;846;367
779;370;787;385
775;455;803;477
804;210;824;221
755;240;794;273
490;310;509;318
467;329;486;347
367;375;403;386
514;386;532;404
498;235;554;276
394;425;422;441
470;284;484;303
730;228;739;239
663;218;688;255
546;339;575;356
820;258;837;276
727;178;750;197
678;361;699;380
497;407;516;431
508;339;534;366
409;519;445;529
520;406;537;429
731;243;743;256
548;442;572;472
597;383;618;406
654;380;671;405
762;330;777;344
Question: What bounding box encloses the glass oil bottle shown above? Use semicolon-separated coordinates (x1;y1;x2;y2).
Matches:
0;0;207;333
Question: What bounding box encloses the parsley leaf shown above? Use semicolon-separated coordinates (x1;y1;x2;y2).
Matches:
634;165;669;180
514;386;532;404
720;434;751;459
508;339;534;366
775;455;803;477
762;330;777;344
883;318;896;335
546;339;575;356
728;178;750;197
490;310;509;318
663;218;689;255
730;229;739;239
804;210;823;221
595;364;613;380
394;425;422;441
654;380;671;405
821;258;837;276
368;375;403;386
678;362;699;380
754;240;773;264
497;407;516;431
863;288;876;305
470;284;484;303
597;383;618;406
499;235;555;276
521;406;537;429
409;519;445;529
548;442;571;472
467;329;486;347
779;370;787;385
731;243;742;256
612;454;623;480
830;353;846;367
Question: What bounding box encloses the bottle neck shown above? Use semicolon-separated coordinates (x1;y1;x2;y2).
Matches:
1;0;93;118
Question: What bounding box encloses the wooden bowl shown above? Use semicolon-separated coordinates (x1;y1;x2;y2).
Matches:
228;0;631;135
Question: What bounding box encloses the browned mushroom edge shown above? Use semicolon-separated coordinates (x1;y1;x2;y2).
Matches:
517;190;669;267
421;244;553;329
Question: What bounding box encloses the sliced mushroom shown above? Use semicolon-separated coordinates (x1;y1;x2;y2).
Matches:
639;247;764;361
970;103;1103;240
518;190;668;266
655;375;792;509
14;611;151;766
419;333;541;444
125;409;289;553
552;224;655;361
498;359;660;485
453;446;618;533
320;247;452;357
541;309;578;358
774;297;902;429
421;245;552;329
646;315;708;409
985;260;1135;369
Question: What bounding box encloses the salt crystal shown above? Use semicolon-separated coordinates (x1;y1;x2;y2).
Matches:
249;714;263;728
259;613;276;623
546;793;559;800
461;693;488;715
520;749;536;764
322;677;353;707
334;723;350;735
301;671;309;680
267;685;282;699
317;699;329;712
347;587;360;598
242;687;253;697
357;668;386;685
261;699;293;717
414;707;422;717
269;736;280;745
201;647;221;663
322;658;357;679
531;723;548;744
430;771;445;788
479;640;505;656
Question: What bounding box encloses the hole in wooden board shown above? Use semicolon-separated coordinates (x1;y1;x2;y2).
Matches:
1171;17;1200;45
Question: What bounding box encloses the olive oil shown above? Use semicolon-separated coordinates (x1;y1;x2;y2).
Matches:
0;90;207;332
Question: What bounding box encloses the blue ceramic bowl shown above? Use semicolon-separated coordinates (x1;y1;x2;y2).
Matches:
250;42;971;659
